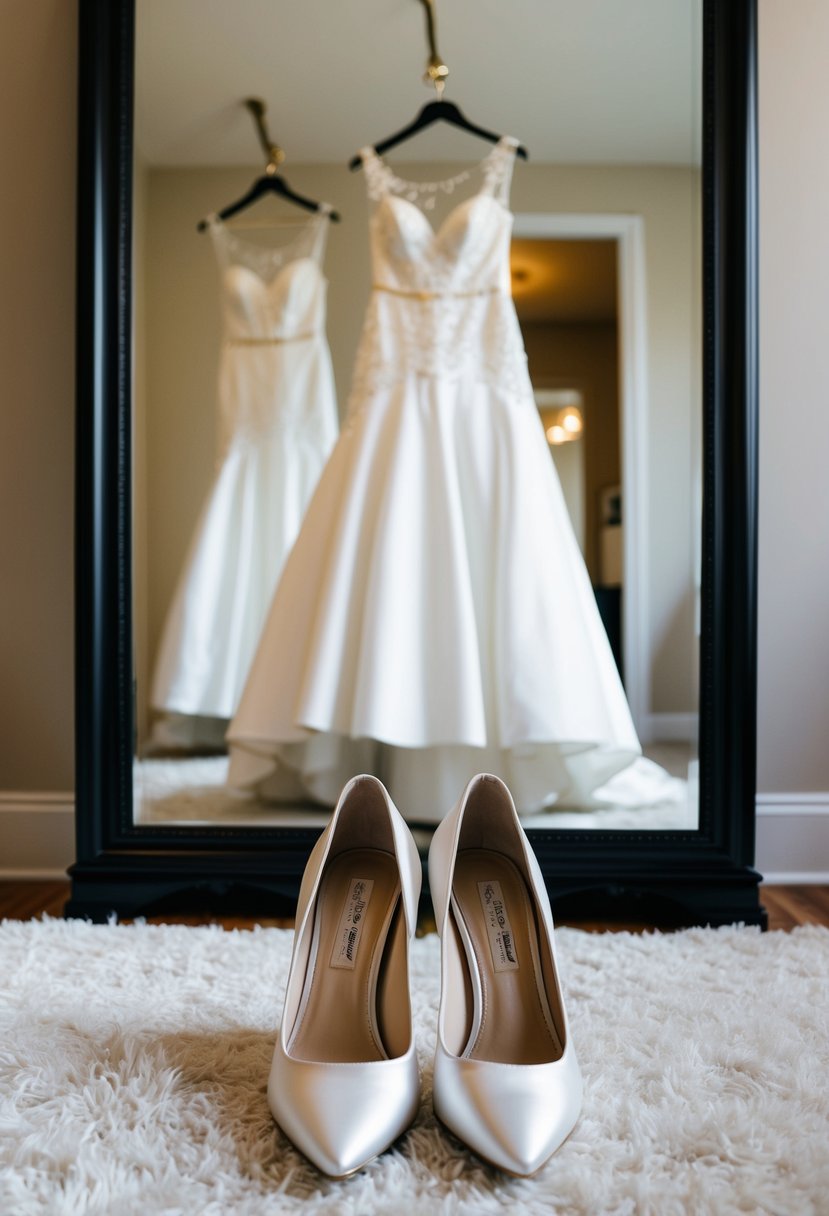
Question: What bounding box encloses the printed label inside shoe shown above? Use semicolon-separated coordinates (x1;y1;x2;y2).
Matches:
330;878;375;970
478;880;520;972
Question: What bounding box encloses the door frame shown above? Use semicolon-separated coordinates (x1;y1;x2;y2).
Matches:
513;213;655;739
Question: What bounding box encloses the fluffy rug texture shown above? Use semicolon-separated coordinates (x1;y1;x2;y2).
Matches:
1;918;827;1215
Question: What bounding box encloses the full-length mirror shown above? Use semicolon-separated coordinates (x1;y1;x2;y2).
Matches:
131;0;702;833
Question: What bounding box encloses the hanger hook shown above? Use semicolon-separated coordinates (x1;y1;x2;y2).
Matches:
419;0;449;96
244;97;285;174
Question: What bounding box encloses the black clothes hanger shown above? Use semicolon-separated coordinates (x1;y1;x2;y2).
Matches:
197;174;340;232
197;98;341;231
349;99;528;170
349;0;528;170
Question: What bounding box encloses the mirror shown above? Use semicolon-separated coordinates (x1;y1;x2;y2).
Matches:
130;0;701;833
73;0;763;925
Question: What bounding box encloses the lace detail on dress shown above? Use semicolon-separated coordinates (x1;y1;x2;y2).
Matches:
343;293;531;432
362;150;475;210
208;211;330;281
361;136;517;210
343;135;530;430
482;136;519;205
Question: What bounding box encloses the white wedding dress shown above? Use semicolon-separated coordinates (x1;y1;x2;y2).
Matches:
150;209;338;732
226;138;662;820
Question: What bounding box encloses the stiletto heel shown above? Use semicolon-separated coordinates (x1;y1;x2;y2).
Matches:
268;774;422;1177
429;773;582;1175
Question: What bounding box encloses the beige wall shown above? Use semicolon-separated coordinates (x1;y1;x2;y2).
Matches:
0;0;76;790
2;0;828;817
757;0;829;791
139;162;698;720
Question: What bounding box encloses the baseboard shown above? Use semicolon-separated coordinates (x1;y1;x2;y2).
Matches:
642;713;698;744
761;873;829;885
0;791;74;876
1;789;827;886
756;793;829;813
755;794;829;882
0;867;72;880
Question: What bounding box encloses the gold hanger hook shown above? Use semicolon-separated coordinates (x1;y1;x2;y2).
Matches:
244;97;285;173
419;0;449;95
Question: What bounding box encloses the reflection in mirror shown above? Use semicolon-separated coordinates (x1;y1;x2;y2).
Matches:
132;0;701;832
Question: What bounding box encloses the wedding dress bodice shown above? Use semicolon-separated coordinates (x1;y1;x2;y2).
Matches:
348;136;530;410
209;211;331;452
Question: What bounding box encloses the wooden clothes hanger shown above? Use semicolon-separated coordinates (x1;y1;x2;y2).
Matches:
349;0;528;170
198;99;341;231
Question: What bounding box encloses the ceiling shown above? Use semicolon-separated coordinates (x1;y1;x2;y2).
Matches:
510;239;617;325
134;0;702;167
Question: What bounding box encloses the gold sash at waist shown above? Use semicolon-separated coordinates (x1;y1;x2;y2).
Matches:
372;283;505;301
227;332;318;346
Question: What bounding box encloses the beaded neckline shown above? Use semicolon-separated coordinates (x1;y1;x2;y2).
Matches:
361;136;516;209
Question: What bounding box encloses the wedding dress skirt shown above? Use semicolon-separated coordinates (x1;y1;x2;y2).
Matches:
227;140;663;820
150;212;338;729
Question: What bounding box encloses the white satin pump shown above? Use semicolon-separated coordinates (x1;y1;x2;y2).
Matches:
268;774;422;1177
429;773;582;1176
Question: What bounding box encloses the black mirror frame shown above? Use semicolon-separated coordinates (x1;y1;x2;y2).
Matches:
70;0;764;927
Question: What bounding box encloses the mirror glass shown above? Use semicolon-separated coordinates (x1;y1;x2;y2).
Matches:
132;0;702;831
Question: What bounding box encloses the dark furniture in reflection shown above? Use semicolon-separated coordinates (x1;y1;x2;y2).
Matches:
594;586;623;683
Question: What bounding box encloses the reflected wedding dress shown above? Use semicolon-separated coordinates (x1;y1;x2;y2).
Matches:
150;210;338;732
227;139;656;819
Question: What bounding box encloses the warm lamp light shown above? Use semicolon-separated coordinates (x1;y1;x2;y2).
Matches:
537;389;585;449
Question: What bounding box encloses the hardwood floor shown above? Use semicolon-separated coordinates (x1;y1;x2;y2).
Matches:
759;884;829;931
1;880;827;933
0;881;70;921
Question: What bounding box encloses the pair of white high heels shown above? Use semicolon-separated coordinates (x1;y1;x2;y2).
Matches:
269;772;582;1178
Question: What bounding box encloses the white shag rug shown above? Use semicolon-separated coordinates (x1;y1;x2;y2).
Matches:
1;919;827;1215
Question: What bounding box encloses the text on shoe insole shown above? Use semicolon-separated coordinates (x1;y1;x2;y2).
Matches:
330;878;375;969
478;880;520;972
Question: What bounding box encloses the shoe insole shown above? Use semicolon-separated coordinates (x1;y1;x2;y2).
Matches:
451;848;564;1065
289;848;402;1064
